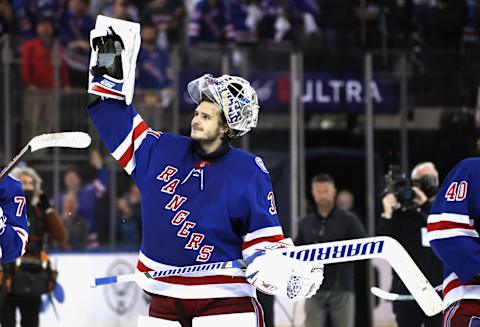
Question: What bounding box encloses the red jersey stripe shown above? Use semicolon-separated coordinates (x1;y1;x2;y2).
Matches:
91;84;124;96
427;221;475;232
443;278;480;297
242;235;285;250
117;121;148;168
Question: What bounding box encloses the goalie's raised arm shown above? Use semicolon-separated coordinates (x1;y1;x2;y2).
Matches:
88;15;141;105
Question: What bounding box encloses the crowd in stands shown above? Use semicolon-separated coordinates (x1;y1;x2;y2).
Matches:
2;0;480;249
1;1;478;66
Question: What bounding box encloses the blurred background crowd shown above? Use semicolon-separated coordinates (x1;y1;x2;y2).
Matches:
0;0;477;251
0;0;479;326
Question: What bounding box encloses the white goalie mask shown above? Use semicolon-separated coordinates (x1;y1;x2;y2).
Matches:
187;74;259;138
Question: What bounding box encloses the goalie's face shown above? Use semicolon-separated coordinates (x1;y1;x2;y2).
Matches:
190;101;229;147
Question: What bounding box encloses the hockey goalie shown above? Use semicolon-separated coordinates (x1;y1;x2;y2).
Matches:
87;16;324;327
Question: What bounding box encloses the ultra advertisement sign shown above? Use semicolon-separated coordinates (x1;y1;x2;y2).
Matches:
179;70;399;113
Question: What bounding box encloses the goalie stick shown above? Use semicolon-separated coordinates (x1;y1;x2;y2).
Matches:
92;236;443;316
0;132;92;180
370;285;442;302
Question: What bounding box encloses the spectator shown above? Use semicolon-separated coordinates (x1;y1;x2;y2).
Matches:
55;149;109;248
287;0;321;47
0;1;12;39
188;0;235;67
141;0;185;49
58;0;95;87
256;0;291;44
117;182;141;248
20;16;69;143
101;0;139;21
423;0;465;50
295;173;366;327
229;0;257;44
319;0;357;51
188;0;235;45
336;189;354;211
378;162;443;327
385;0;414;50
61;193;88;249
1;166;66;327
462;0;480;50
135;21;173;129
11;0;60;45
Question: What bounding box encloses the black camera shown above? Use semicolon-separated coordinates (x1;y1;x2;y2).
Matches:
383;165;418;211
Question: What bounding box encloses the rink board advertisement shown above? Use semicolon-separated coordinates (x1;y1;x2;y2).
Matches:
40;252;149;327
39;253;396;327
179;70;399;113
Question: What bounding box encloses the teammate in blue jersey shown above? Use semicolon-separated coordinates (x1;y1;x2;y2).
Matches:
427;158;480;326
87;18;324;327
0;175;29;263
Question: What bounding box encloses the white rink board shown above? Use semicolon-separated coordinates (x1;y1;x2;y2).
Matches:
40;252;149;327
38;253;396;327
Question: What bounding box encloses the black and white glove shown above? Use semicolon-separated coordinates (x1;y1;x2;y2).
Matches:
91;27;124;80
88;15;141;105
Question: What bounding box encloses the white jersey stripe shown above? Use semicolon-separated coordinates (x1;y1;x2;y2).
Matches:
136;251;255;298
443;284;480;309
13;227;28;256
135;276;256;299
112;114;144;160
242;226;284;242
427;228;479;242
123;128;148;175
428;213;471;224
443;272;457;286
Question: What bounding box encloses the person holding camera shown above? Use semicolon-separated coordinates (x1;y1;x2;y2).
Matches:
378;162;443;327
0;166;67;327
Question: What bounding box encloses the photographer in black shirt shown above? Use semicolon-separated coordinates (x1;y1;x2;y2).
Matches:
378;162;443;327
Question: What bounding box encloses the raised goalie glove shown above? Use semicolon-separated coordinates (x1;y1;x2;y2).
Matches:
88;15;140;105
246;250;324;301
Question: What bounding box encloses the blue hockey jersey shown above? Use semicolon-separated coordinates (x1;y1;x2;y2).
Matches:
427;157;480;308
88;99;285;299
0;175;29;263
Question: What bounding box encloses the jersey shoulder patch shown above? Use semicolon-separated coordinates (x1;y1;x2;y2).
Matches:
255;157;269;174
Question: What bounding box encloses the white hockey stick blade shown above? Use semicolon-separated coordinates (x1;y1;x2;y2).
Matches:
29;132;91;152
92;236;443;316
0;132;92;181
371;285;443;302
270;236;444;316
